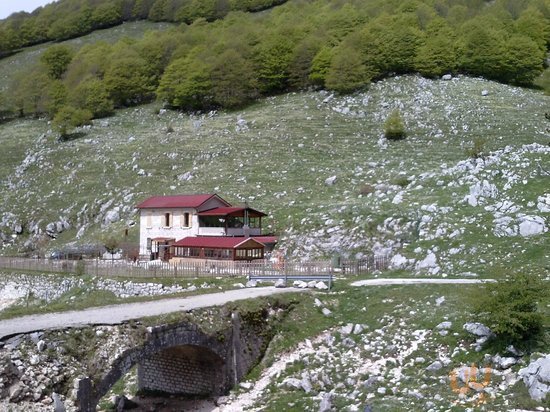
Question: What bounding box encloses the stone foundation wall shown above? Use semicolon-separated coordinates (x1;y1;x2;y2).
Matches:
137;345;224;395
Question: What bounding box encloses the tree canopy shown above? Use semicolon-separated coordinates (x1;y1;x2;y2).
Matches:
2;0;549;125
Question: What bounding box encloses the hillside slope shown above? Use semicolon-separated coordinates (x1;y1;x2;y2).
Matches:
0;74;548;276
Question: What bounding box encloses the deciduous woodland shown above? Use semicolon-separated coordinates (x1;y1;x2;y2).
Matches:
0;0;549;133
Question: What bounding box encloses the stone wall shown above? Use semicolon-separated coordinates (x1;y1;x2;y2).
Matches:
137;345;224;395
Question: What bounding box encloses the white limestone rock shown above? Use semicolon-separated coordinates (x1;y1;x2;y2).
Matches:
426;361;443;372
245;280;257;288
416;252;437;270
436;321;452;330
321;307;332;316
518;215;547;237
325;175;337;186
463;322;493;337
274;279;286;288
315;281;328;290
390;254;408;269
537;195;550;212
519;354;550;401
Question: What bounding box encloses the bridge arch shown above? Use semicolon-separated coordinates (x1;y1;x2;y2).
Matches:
78;323;233;411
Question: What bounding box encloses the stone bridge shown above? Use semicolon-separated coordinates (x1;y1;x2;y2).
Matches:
0;299;286;411
77;313;261;412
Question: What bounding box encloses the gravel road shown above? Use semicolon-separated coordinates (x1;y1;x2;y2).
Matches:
350;278;492;286
0;287;297;340
0;278;494;340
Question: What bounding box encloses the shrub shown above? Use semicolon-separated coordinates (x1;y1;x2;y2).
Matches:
473;273;548;348
465;137;487;159
384;110;407;140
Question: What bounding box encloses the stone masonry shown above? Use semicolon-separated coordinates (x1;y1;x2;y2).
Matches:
137;345;224;395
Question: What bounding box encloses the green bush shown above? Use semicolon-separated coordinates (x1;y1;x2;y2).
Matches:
465;137;487;159
384;110;407;140
473;274;548;348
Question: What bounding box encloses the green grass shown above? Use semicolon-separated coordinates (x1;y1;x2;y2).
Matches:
246;282;550;411
0;69;548;277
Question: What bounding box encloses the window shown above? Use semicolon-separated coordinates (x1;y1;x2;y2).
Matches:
199;216;225;227
146;238;152;251
164;212;171;228
146;212;152;228
183;212;190;227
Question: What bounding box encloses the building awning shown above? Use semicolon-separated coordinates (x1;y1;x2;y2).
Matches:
151;237;175;242
198;207;267;218
173;236;265;249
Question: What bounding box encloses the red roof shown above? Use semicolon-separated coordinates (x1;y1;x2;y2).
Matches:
173;237;266;249
136;194;229;209
198;207;267;217
252;236;278;244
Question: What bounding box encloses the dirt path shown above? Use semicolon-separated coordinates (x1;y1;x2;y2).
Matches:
0;287;297;340
350;277;492;286
0;278;494;340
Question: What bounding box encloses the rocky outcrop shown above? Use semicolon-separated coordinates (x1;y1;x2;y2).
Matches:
519;354;550;402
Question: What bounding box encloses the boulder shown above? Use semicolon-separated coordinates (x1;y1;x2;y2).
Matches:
245;280;257;288
492;354;517;370
436;321;452;330
463;322;493;337
325;175;337;186
481;90;489;96
441;74;452;81
518;216;547;237
518;354;550;401
416;252;437;270
274;279;286;288
103;209;120;226
52;392;66;412
321;308;332;316
340;323;354;335
37;340;47;352
282;377;302;390
390;254;408;269
315;281;329;290
537;195;550;213
426;361;443;372
319;392;332;412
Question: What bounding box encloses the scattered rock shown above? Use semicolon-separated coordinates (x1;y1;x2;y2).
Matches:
52;392;66;412
319;392;332;412
36;340;47;352
463;322;493;337
321;308;332;316
426;361;443;372
245;280;257;288
325;176;337;186
315;281;328;290
481;90;489;96
519;354;550;401
274;279;286;288
518;215;547;237
436;321;452;330
294;280;308;288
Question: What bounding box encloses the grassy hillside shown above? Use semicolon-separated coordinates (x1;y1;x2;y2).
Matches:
0;73;548;277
